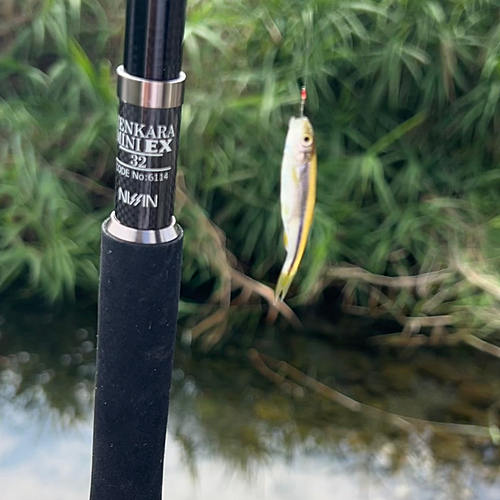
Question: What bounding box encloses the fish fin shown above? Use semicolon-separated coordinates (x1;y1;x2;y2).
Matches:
274;265;297;304
283;231;288;248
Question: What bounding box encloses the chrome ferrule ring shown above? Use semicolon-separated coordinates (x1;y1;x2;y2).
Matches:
117;65;186;109
105;212;182;244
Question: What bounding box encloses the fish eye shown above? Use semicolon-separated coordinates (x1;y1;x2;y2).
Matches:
303;134;312;146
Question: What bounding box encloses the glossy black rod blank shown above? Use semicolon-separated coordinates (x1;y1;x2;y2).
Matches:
124;0;187;81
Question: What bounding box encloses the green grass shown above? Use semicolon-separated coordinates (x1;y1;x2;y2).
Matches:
3;0;500;343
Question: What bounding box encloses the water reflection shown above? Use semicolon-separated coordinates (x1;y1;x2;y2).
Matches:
0;302;95;426
1;301;500;499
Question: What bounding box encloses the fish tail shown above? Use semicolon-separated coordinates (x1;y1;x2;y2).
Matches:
274;263;297;304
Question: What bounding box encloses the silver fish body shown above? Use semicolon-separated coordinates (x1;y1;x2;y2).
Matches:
275;116;317;302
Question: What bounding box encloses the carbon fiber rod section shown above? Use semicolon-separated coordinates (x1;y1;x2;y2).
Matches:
124;0;187;81
115;101;181;230
90;226;183;500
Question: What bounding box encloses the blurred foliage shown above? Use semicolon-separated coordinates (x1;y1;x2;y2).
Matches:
3;0;500;342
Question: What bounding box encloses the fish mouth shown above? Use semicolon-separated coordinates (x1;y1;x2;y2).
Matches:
290;116;310;122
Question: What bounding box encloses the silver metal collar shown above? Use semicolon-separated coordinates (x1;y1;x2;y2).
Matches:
117;65;186;109
105;212;182;244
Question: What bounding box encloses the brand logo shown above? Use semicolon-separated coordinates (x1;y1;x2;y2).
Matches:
118;188;158;208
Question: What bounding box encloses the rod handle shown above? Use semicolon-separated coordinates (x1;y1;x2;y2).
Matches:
90;222;183;500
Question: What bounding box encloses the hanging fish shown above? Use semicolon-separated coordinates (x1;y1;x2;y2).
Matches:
275;87;317;302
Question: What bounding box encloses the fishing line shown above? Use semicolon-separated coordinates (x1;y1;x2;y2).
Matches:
300;6;313;115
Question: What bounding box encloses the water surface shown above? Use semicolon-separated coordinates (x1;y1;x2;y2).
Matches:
1;301;500;499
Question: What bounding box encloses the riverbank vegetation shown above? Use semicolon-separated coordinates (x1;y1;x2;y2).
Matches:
3;0;500;351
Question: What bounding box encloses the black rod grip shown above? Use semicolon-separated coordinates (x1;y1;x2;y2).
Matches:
90;226;183;500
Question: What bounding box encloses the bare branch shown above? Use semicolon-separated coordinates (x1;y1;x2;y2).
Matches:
231;269;301;329
177;184;301;347
462;335;500;359
327;265;451;289
455;258;500;302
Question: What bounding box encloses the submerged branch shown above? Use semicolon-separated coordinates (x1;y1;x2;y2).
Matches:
372;329;500;363
371;333;458;347
249;349;493;439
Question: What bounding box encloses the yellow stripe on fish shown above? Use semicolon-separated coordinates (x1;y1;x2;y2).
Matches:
275;116;317;303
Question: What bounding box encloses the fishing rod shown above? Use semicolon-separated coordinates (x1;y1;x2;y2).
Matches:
89;1;187;499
